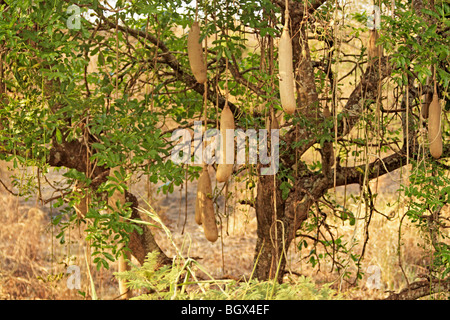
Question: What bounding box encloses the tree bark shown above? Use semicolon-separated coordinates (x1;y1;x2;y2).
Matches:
126;191;171;266
50;140;171;267
252;1;326;282
384;277;450;300
254;174;286;282
254;169;329;281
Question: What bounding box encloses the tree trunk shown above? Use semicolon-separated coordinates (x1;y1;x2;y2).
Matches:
254;174;285;281
126;191;172;266
254;173;312;282
254;167;330;282
252;4;325;282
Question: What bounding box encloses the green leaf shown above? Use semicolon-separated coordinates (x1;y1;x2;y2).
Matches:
55;128;62;144
421;8;440;19
103;252;115;262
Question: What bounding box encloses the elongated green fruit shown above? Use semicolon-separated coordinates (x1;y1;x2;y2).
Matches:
216;104;235;183
278;27;296;115
428;92;442;159
187;21;207;84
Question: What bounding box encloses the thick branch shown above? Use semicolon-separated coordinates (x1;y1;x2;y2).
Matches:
272;0;327;15
334;144;450;188
337;56;392;137
126;191;171;266
384;277;450;300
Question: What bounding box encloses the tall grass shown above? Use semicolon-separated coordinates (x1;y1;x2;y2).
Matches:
115;205;343;300
0;168;434;300
0;191;119;299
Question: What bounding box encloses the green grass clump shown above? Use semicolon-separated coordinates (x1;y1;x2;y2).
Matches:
114;205;343;300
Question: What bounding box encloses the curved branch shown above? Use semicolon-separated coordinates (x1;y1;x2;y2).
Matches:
99;13;240;115
334;143;450;188
337;56;392;137
384;277;450;300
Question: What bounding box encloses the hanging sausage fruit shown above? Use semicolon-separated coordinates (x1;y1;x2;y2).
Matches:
196;166;218;242
278;1;296;115
428;90;442;159
188;21;207;84
216;102;235;183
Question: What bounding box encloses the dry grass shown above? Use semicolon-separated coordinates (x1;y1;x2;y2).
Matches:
0;191;124;300
0;158;435;300
0;162;122;300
